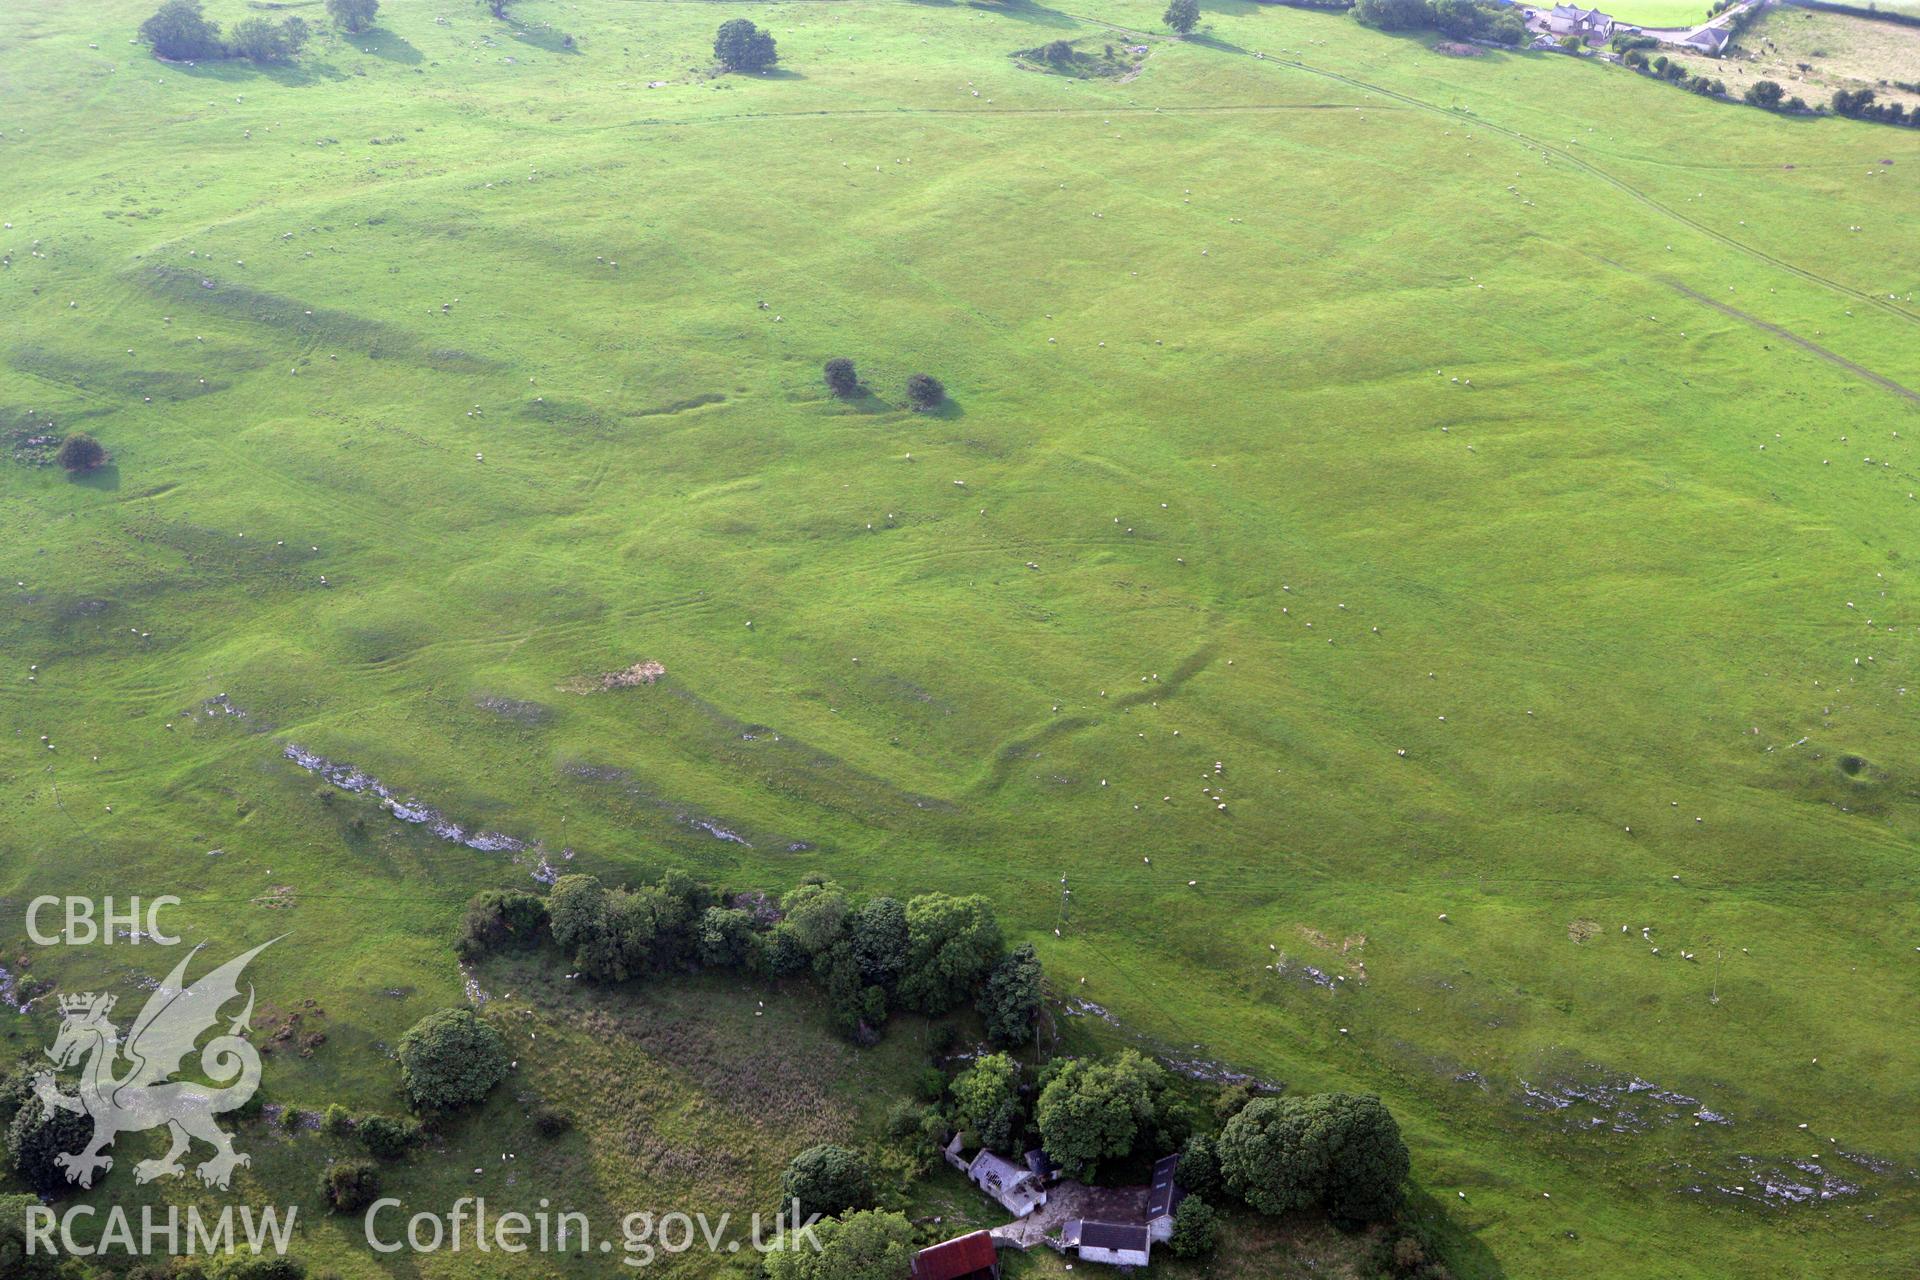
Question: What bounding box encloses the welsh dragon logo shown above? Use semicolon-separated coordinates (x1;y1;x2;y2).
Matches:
32;940;278;1191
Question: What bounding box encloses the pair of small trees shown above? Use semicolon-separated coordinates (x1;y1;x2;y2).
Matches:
139;1;310;63
822;360;946;411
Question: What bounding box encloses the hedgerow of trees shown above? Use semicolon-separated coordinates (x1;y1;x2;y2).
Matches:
139;1;309;63
463;872;1024;1045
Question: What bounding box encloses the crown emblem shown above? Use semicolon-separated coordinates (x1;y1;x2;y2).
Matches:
59;992;115;1017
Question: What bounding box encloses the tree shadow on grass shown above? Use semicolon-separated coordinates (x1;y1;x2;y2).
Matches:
510;25;582;55
751;66;809;80
354;29;424;65
981;0;1080;29
71;465;120;493
1404;1186;1511;1280
162;56;348;87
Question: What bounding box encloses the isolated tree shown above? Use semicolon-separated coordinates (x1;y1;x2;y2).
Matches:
321;1159;382;1213
762;1209;916;1280
140;0;224;60
479;0;515;17
6;1103;91;1197
1743;79;1784;109
396;1008;510;1112
904;373;946;412
1167;1195;1219;1257
951;1052;1025;1151
781;1143;874;1220
1164;0;1200;35
824;358;860;397
327;0;380;33
1351;0;1430;30
898;892;1001;1013
715;19;779;73
1219;1092;1408;1227
227;15;309;62
55;433;106;473
979;942;1043;1046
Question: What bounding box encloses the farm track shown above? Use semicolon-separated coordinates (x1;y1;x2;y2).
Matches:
1662;279;1920;405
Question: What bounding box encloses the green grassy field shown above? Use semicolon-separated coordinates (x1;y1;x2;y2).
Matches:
1604;0;1717;28
3;1;1919;1277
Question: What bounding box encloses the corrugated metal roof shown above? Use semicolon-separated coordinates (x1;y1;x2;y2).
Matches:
912;1231;998;1280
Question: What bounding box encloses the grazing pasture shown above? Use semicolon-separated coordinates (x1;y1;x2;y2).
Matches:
1;1;1917;1277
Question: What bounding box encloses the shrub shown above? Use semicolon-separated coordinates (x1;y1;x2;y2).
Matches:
780;1143;874;1220
1168;1195;1219;1257
916;1066;948;1102
227;15;309;63
140;0;224;60
714;19;778;73
1164;0;1200;33
320;1104;352;1137
823;358;860;397
456;888;549;959
904;373;945;412
532;1105;572;1137
1745;79;1784;109
326;0;380;33
0;1192;62;1279
396;1008;510;1112
357;1114;417;1159
320;1159;381;1213
56;433;106;473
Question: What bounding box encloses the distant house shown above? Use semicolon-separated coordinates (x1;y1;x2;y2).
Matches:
1145;1153;1185;1242
912;1231;1001;1280
1673;25;1729;53
967;1149;1048;1218
1062;1220;1153;1268
1544;4;1615;42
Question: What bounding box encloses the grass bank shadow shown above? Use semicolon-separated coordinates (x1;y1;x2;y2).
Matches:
980;0;1080;28
72;464;121;492
354;29;424;65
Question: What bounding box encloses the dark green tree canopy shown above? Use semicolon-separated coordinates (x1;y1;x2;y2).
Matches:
1219;1092;1409;1227
1164;0;1200;35
327;0;380;33
6;1103;92;1197
396;1007;510;1112
980;942;1044;1046
1351;0;1430;29
762;1208;916;1280
905;373;946;411
140;0;224;60
56;433;107;473
1035;1049;1175;1180
951;1051;1025;1152
824;358;860;398
781;1143;875;1220
898;892;1002;1014
715;19;779;73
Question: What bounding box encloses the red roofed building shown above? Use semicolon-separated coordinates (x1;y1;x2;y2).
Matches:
911;1230;1000;1280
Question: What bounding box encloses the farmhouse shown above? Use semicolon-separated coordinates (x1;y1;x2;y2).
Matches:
912;1231;1001;1280
968;1148;1050;1217
1542;4;1615;43
1671;25;1730;54
1062;1219;1153;1267
1145;1152;1185;1242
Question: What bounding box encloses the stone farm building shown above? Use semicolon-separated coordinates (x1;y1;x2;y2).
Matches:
1062;1220;1154;1268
